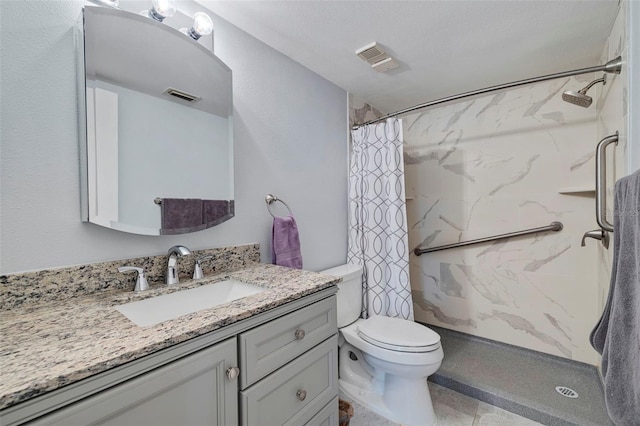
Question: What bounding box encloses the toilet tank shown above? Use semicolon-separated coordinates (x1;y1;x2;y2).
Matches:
321;264;362;327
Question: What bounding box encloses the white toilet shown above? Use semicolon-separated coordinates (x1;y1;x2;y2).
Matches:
321;264;443;426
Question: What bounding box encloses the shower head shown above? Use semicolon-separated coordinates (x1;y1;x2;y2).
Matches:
562;90;594;108
562;74;606;108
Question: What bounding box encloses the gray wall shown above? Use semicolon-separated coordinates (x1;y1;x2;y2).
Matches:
0;0;348;274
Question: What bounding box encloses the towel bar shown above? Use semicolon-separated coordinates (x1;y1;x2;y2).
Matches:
265;194;293;218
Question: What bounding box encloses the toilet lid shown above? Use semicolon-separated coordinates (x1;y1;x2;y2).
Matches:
357;315;441;353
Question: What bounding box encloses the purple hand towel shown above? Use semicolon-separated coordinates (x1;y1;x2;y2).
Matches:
203;199;230;225
272;215;303;269
160;198;204;234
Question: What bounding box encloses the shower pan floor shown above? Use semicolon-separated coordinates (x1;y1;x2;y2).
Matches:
426;325;613;426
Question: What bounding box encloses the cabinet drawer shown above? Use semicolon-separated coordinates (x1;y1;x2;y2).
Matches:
240;335;338;426
239;295;337;388
305;397;339;426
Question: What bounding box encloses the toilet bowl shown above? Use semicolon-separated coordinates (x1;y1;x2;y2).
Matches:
321;264;444;426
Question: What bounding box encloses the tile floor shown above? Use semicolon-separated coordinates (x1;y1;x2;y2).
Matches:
343;382;543;426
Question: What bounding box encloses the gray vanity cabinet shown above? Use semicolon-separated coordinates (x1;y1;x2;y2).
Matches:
239;295;338;389
239;295;338;426
29;338;238;426
4;291;338;426
305;396;340;426
240;336;338;426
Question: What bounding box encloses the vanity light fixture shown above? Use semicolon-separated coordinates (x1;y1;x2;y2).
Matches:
141;0;176;22
180;12;214;41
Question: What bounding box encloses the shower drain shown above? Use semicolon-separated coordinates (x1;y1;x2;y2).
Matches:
555;386;579;398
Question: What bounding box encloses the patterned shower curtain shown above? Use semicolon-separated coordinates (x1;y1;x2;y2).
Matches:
347;118;414;321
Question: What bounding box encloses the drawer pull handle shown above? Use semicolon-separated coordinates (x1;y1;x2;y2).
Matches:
296;389;307;401
226;367;240;381
295;329;306;340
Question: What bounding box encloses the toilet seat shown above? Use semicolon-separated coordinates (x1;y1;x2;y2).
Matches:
341;318;443;366
358;315;440;353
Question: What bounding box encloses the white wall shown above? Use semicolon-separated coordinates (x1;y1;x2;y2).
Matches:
0;0;348;274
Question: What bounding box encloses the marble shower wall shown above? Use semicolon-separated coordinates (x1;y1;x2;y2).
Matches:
594;1;628;319
404;75;603;365
349;93;386;129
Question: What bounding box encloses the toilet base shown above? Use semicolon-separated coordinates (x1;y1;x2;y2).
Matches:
339;344;437;426
339;379;393;421
339;378;437;426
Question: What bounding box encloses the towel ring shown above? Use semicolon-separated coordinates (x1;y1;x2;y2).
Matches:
265;194;293;218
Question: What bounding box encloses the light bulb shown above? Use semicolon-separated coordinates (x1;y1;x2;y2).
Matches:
148;0;176;22
96;0;119;6
187;12;213;40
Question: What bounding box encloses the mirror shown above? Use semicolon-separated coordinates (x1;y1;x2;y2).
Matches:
80;6;233;235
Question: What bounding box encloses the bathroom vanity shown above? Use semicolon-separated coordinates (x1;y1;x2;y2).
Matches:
0;245;340;426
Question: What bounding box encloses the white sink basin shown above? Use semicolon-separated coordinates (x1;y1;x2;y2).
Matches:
116;279;266;327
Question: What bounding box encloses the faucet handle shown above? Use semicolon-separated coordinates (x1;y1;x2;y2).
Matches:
193;255;213;280
118;266;150;293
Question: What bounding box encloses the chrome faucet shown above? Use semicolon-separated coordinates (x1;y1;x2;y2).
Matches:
166;245;192;285
581;229;610;249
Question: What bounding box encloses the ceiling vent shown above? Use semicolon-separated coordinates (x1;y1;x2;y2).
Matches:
163;87;201;102
356;42;398;73
356;42;389;65
372;57;399;73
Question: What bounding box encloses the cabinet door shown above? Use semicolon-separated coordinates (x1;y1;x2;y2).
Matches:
305;397;339;426
30;338;238;426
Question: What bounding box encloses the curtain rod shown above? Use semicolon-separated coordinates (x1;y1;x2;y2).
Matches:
352;56;622;130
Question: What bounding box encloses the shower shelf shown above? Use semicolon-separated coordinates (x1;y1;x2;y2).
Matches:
557;186;596;195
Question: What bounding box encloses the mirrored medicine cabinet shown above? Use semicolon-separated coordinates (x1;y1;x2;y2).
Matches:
79;5;234;235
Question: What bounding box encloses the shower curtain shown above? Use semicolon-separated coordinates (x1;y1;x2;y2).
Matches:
347;118;414;321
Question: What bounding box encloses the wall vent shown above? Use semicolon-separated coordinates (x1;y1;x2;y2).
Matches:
163;88;200;102
356;42;388;65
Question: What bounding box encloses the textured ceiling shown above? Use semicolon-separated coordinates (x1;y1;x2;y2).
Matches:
197;0;619;114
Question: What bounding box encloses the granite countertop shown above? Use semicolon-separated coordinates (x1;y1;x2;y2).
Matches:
0;264;339;410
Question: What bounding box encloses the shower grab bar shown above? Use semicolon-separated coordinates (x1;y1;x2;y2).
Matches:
595;132;618;232
414;221;563;256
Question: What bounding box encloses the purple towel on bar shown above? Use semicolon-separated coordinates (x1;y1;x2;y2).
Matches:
161;198;203;233
272;215;303;269
203;200;229;225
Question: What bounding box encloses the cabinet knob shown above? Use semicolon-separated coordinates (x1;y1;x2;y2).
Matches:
294;329;306;340
296;389;307;401
226;367;240;381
